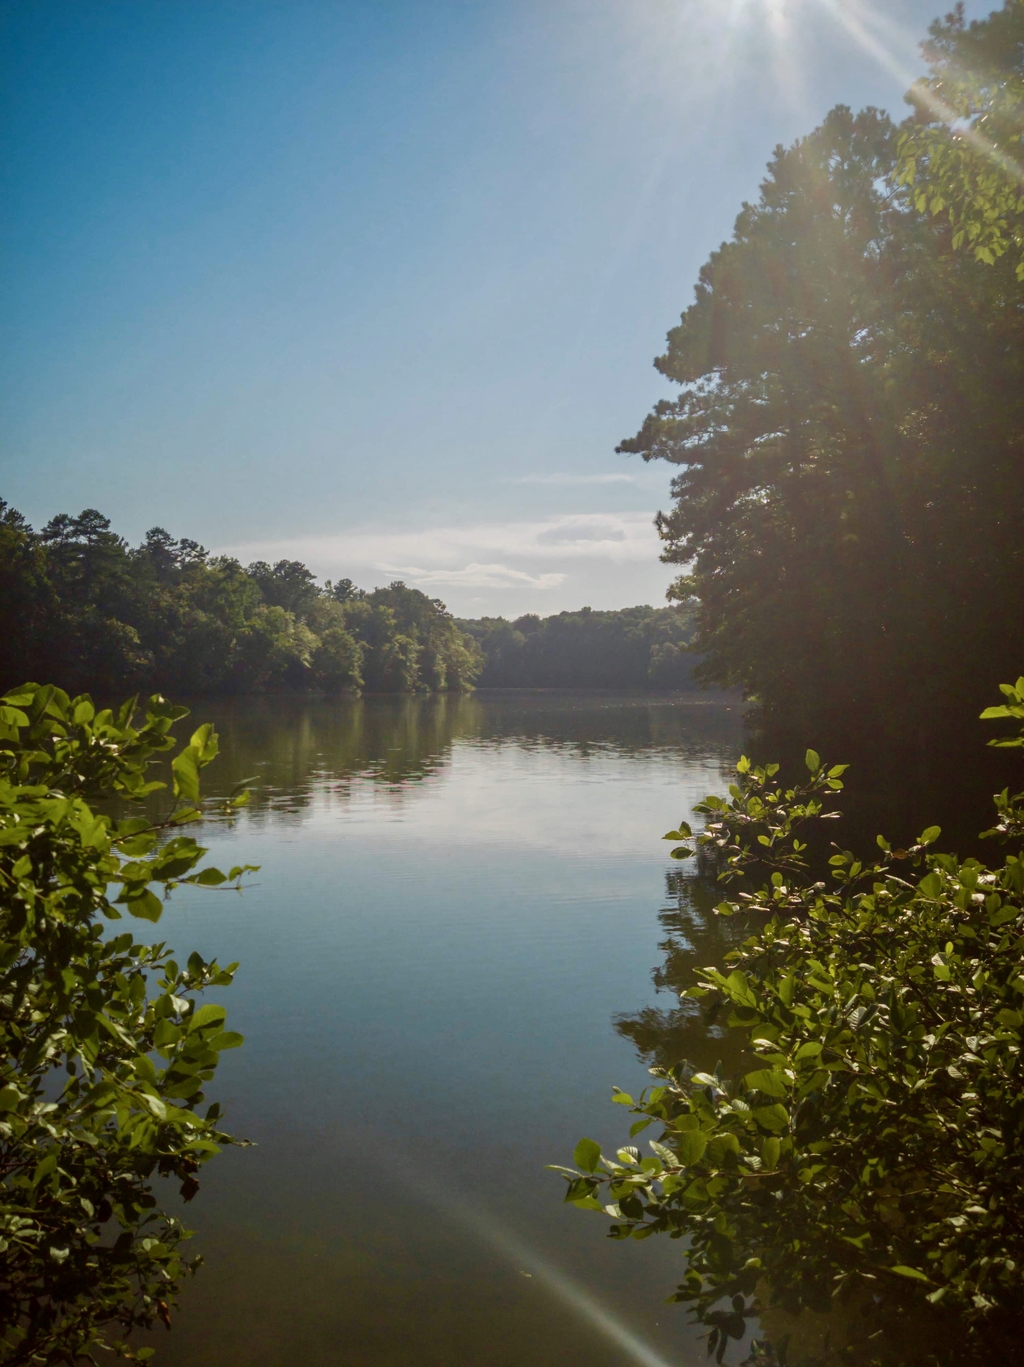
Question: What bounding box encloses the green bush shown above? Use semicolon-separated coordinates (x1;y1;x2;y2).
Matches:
557;682;1024;1365
0;684;254;1364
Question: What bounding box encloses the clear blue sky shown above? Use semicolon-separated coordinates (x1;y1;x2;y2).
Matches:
0;0;988;616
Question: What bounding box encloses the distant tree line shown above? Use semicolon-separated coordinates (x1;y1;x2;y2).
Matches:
459;606;698;690
0;502;703;697
620;1;1024;756
0;503;480;696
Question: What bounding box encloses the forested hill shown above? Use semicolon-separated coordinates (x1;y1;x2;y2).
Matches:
0;503;698;696
458;607;697;691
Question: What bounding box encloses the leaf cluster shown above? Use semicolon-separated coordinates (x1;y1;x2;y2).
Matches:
0;684;255;1364
897;1;1024;279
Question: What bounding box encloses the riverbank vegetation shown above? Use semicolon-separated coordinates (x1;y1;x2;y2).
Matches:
619;1;1024;762
560;683;1024;1366
0;685;251;1364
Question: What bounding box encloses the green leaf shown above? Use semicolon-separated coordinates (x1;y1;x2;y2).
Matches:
723;970;758;1009
752;1105;789;1133
647;1140;675;1166
805;749;820;772
207;1031;245;1051
706;1132;741;1165
125;889;163;922
2;690;36;706
192;867;227;886
918;871;942;898
189;722;219;764
32;1153;58;1186
140;1093;168;1122
744;1069;789;1098
890;1265;933;1284
918;826;941;846
573;1138;602;1173
675;1129;708;1166
172;747;201;803
188;1004;228;1033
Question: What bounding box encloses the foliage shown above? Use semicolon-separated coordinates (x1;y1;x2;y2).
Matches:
0;683;254;1364
897;1;1024;280
352;583;482;693
458;605;697;691
0;505;480;698
556;685;1024;1365
619;89;1024;751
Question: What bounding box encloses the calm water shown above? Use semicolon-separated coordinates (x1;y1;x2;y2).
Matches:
138;692;745;1367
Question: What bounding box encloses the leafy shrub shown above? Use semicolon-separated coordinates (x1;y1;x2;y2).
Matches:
557;682;1024;1364
0;684;253;1364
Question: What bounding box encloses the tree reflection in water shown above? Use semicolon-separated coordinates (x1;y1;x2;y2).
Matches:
614;863;750;1085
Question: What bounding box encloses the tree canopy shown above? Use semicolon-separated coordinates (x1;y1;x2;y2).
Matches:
0;505;481;698
619;4;1024;754
0;686;253;1363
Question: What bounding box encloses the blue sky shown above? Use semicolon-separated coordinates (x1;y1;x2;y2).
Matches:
0;0;988;616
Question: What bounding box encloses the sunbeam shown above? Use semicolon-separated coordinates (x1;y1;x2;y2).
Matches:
813;0;1024;187
433;1189;685;1367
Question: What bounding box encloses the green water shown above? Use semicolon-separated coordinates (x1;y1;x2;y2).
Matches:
137;692;745;1367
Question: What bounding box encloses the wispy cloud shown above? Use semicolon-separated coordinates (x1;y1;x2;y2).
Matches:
376;563;566;590
503;472;636;486
219;512;658;579
536;518;626;545
215;512;666;613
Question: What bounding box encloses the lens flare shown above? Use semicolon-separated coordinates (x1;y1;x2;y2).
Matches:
436;1188;684;1367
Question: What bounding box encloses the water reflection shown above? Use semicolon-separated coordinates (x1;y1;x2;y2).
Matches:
170;691;744;814
614;864;750;1083
131;692;745;1367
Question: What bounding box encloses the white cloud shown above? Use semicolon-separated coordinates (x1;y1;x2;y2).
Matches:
376;562;566;590
219;512;658;573
536;518;626;545
215;511;669;615
504;472;636;486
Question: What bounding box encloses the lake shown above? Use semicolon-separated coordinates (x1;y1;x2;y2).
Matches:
138;692;745;1367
